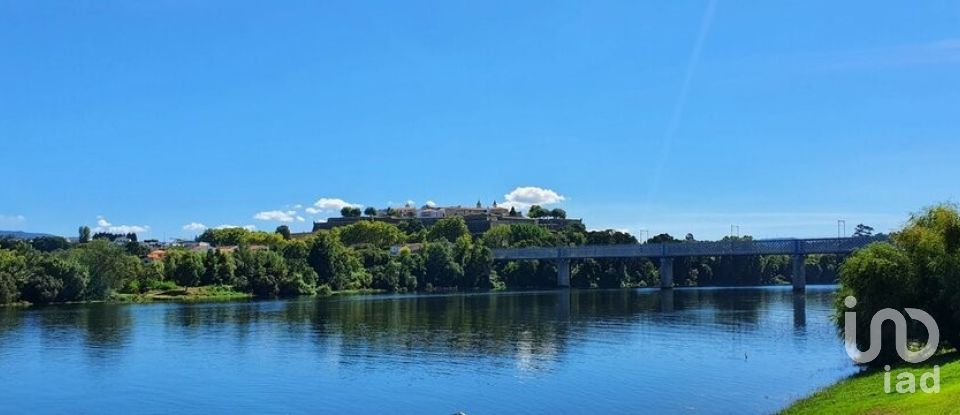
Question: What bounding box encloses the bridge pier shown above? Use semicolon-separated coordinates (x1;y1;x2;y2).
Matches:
659;257;674;289
792;254;806;292
556;259;571;288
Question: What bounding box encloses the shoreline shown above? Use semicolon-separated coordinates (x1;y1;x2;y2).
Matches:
0;283;841;308
781;352;960;414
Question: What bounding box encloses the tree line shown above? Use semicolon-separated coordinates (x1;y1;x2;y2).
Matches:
1;217;855;305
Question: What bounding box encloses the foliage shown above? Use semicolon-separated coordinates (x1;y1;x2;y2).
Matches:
527;205;548;218
276;225;291;240
0;249;27;303
30;236;70;252
78;226;91;243
335;220;405;248
197;228;282;247
482;223;555;248
163;249;205;288
587;229;637;245
308;232;358;290
71;240;142;299
422;242;463;288
427;217;469;243
853;223;875;237
21;255;89;304
341;206;362;217
837;204;960;366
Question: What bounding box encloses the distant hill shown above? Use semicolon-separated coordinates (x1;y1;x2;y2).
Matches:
0;230;58;240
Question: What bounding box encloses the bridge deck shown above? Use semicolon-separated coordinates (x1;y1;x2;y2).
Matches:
491;236;883;260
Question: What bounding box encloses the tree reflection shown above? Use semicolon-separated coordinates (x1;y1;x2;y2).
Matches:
0;287;822;371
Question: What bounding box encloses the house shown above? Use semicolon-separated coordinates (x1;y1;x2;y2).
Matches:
312;200;581;236
171;240;212;252
146;250;166;261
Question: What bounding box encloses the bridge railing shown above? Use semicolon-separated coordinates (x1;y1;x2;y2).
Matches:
490;236;884;260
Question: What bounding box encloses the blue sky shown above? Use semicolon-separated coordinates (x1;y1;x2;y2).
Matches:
2;1;959;240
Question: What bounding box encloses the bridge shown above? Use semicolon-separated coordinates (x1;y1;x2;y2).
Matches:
491;236;884;291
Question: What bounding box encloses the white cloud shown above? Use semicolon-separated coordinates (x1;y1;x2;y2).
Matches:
405;200;415;207
296;216;306;222
292;204;303;209
425;200;437;208
93;216;150;234
0;214;26;226
306;198;361;215
254;210;298;222
215;224;256;231
182;222;207;232
503;186;566;209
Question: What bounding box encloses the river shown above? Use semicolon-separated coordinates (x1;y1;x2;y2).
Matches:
0;286;856;414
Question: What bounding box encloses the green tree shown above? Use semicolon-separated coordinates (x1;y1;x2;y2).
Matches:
215;250;237;285
527;205;548;218
371;258;404;291
646;233;677;244
423;242;463;288
79;226;91;243
125;241;150;257
0;249;27;303
853;223;875;237
364;207;378;217
202;249;220;285
463;244;493;289
340;206;362;218
836;204;960;365
481;225;512;248
837;243;917;366
249;249;289;297
396;247;421;291
198;228;248;246
276;225;291;240
72;239;142;299
549;208;567;219
335;221;405;248
31;236;70;252
21;255;89;304
164;249;206;287
508;223;555;247
427;217;470;243
308;233;356;290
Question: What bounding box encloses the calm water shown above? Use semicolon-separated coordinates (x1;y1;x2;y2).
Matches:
0;286;856;414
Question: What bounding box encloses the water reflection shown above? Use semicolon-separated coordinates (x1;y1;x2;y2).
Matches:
793;293;807;329
0;287;852;414
0;288;830;365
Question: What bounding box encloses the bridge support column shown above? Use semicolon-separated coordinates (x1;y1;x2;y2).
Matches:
556;259;571;288
792;254;806;292
660;257;674;289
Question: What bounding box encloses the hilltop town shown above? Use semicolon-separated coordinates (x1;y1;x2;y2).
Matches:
310;201;580;236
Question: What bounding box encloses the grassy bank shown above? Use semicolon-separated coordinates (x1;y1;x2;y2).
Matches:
782;353;960;414
112;285;253;303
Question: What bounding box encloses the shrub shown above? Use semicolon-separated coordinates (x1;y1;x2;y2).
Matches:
836;204;960;365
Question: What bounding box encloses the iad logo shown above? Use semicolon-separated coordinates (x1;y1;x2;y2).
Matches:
842;296;941;394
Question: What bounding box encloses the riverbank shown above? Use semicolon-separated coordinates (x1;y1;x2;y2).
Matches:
782;353;960;414
111;285;254;303
0;285;391;306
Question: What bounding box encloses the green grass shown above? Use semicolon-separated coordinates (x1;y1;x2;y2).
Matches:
782;353;960;415
112;285;253;303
